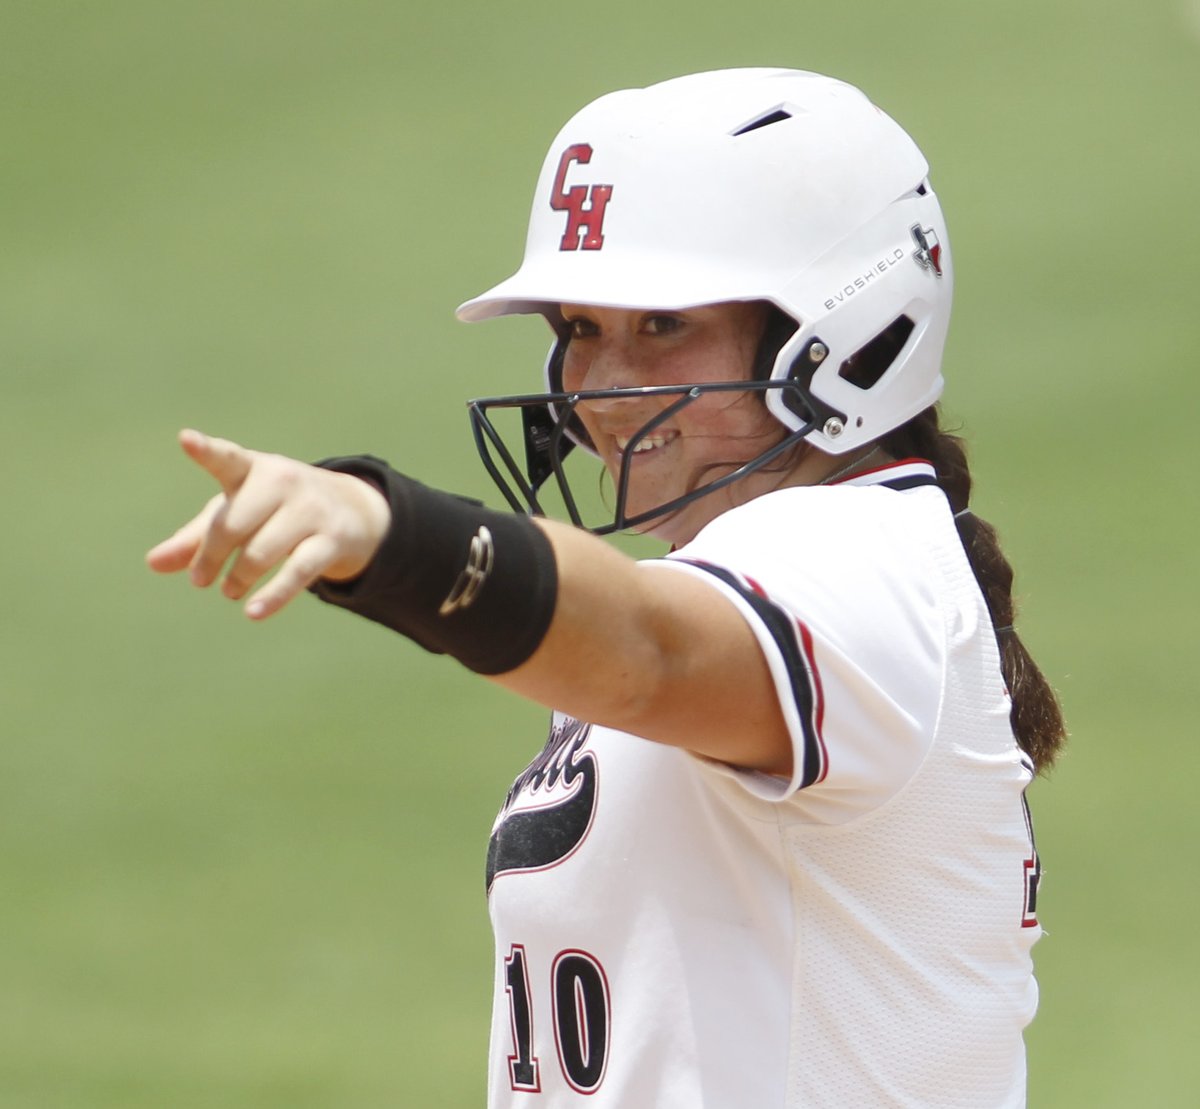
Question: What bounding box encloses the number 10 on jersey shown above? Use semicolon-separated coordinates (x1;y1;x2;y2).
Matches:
504;944;611;1094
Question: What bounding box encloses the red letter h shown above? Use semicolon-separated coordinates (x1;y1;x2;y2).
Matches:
549;144;613;251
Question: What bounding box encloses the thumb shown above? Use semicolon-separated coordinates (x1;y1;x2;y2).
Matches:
179;429;254;494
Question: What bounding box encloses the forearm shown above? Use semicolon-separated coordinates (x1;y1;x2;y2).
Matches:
311;457;789;772
310;457;683;719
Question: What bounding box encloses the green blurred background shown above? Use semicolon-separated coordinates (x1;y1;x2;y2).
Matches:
3;0;1197;1104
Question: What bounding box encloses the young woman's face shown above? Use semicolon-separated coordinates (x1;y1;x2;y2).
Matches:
558;301;791;544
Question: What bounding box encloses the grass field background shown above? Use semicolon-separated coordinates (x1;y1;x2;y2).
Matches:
3;1;1198;1105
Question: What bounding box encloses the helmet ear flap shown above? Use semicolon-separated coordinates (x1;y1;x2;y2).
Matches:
754;306;844;436
771;318;921;448
836;315;916;390
775;336;849;436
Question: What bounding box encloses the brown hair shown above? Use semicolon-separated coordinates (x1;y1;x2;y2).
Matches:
882;406;1066;772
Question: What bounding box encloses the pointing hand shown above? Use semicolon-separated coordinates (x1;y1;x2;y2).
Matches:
146;430;390;619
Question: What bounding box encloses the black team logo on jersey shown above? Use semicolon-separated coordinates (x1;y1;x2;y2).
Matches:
486;716;598;892
549;144;613;251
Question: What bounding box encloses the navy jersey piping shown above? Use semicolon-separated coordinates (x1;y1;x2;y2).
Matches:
875;473;940;492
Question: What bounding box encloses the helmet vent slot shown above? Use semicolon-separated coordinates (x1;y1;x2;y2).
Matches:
731;108;794;136
838;316;915;390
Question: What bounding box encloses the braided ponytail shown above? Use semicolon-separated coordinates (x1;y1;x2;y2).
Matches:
881;407;1066;772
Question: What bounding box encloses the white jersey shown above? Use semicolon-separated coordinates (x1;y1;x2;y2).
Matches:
485;461;1041;1108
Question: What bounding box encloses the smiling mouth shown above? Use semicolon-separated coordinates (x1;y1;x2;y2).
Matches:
614;430;678;458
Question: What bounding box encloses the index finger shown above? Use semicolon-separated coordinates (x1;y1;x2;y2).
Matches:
179;429;254;494
145;492;225;573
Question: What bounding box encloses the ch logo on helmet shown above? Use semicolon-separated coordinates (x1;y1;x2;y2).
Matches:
910;224;943;277
549;144;613;251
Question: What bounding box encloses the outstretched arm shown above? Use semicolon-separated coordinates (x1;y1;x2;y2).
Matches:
147;431;792;775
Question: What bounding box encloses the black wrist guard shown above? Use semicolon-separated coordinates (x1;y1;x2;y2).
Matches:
310;456;558;675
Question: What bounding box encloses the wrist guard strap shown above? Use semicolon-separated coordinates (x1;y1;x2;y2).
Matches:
311;456;558;675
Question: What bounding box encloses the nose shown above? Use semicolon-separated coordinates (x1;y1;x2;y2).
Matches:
564;336;648;403
561;337;659;450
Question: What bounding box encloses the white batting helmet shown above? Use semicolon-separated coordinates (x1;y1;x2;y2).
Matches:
458;67;953;456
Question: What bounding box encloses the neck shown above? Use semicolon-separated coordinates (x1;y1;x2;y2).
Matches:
774;442;889;488
814;444;886;485
645;442;892;547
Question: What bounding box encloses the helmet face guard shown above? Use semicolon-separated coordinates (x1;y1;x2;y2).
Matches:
468;379;819;536
457;68;954;533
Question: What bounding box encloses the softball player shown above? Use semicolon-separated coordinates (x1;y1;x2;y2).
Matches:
149;69;1065;1107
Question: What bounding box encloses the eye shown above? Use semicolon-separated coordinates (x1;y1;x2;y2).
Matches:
565;316;599;340
642;313;684;335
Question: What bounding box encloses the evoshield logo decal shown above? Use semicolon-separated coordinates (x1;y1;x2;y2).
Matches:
486;716;598;892
549;144;613;251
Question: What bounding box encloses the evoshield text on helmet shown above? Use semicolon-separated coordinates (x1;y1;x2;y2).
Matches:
458;68;954;530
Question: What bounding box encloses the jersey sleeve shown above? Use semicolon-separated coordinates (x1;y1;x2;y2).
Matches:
652;486;948;819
